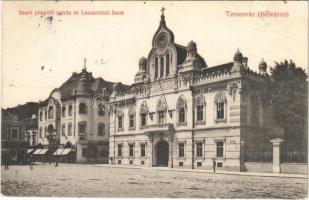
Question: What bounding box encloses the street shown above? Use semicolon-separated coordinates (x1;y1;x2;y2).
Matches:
1;164;307;198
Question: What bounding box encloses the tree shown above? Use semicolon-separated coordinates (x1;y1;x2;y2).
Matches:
270;60;307;152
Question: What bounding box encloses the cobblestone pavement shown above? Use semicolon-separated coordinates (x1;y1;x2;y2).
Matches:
1;164;307;198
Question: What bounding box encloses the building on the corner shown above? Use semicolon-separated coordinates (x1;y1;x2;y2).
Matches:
37;63;125;163
108;10;283;171
1;110;28;164
1;102;39;164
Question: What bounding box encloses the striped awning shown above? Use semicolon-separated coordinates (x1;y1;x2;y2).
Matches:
53;149;64;156
60;148;72;155
27;149;34;154
39;149;48;155
33;149;42;155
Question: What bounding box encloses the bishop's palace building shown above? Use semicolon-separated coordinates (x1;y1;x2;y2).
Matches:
37;10;283;170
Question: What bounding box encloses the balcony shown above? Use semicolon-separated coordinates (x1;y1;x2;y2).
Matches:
143;123;175;134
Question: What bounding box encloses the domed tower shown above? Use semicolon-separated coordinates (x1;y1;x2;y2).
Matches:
138;57;147;72
134;57;149;84
258;59;268;75
231;49;245;73
187;40;197;58
77;59;92;95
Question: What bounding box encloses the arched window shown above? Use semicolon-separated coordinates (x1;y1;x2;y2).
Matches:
196;95;205;122
98;104;105;116
98;123;105;136
160;57;164;77
155;57;159;79
48;106;54;119
140;101;148;127
116;110;124;131
156;97;167;124
177;96;187;124
62;106;66;117
39;111;43;121
79;103;87;114
166;54;170;76
215;93;227;121
128;107;136;129
68;105;73;116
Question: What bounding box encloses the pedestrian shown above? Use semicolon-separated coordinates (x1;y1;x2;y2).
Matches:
55;158;58;167
5;154;10;170
213;158;216;173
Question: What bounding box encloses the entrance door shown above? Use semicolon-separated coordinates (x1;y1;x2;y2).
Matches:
156;140;169;166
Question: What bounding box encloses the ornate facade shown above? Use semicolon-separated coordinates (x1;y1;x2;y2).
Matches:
108;10;282;171
38;64;119;163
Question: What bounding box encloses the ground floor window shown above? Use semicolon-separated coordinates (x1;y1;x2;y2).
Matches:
216;141;224;158
129;144;134;157
178;143;185;157
196;142;203;157
82;148;87;157
141;144;146;157
117;144;123;157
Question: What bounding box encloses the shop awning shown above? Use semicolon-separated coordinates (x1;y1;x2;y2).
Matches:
53;149;64;156
33;149;42;155
60;148;72;155
39;149;48;155
27;149;34;154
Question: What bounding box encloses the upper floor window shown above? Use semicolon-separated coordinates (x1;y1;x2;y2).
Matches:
251;95;259;125
141;113;147;127
166;54;170;76
11;128;19;139
196;96;205;122
177;96;187;124
68;122;72;136
118;116;123;130
68;105;73;116
44;127;47;138
215;93;227;121
62;106;66;118
48;106;54;119
78;121;87;135
79;103;88;114
140;101;148;127
155;57;159;79
160;57;164;77
128;108;135;129
45;110;47;120
39;111;43;121
39;127;42;138
62;123;66;136
98;123;105;136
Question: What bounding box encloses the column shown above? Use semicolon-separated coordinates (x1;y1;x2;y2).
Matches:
270;138;283;173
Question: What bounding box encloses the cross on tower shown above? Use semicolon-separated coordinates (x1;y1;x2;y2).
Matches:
83;58;87;70
161;7;165;15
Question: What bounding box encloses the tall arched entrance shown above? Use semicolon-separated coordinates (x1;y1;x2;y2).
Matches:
156;140;169;167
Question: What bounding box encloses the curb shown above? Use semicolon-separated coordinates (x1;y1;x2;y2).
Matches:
93;164;308;179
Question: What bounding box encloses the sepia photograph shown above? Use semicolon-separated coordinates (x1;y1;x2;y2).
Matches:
1;1;308;198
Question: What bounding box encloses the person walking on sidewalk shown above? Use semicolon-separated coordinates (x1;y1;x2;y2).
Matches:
213;158;216;173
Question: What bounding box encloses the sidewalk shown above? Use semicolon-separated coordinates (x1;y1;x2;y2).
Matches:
93;164;308;179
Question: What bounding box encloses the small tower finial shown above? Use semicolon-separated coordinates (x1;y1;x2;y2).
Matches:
161;7;165;15
83;58;87;70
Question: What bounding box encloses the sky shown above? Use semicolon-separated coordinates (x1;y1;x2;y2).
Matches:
2;1;308;108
